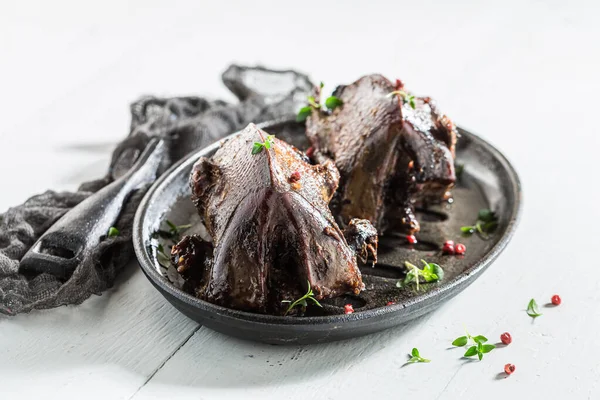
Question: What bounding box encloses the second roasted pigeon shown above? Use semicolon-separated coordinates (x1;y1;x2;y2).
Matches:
306;74;457;234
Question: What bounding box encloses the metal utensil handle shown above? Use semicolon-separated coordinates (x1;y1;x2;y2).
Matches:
19;138;166;279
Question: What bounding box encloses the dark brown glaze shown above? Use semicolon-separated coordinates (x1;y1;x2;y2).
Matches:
343;218;378;264
180;123;376;314
397;82;457;206
306;75;457;234
306;75;404;232
171;235;213;296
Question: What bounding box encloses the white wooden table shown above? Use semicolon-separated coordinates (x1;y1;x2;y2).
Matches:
2;1;599;398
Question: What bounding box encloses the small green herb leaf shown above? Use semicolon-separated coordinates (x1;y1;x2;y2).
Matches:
406;348;430;364
481;344;496;353
399;260;444;290
155;243;171;269
251;135;275;155
455;329;496;360
307;296;322;307
461;226;475;234
282;281;323;315
266;135;274;147
527;298;543;318
325;96;343;110
408;97;416;109
461;208;498;238
452;336;468;347
296;106;312;122
107;227;119;237
421;260;444;282
307;96;320;109
423;261;442;282
161;220;192;242
472;335;488;344
464;346;477;357
388;90;416;109
478;209;496;222
166;220;177;231
483;221;498;232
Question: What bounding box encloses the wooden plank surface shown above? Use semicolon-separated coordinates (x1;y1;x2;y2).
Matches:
1;0;599;399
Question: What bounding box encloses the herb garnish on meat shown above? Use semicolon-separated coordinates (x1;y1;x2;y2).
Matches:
297;82;344;122
251;134;275;154
281;281;323;315
388;90;416;109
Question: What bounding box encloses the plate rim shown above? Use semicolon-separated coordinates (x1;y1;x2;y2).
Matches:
133;118;522;327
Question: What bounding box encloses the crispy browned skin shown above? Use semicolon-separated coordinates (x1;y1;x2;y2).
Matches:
176;123;376;314
306;75;457;234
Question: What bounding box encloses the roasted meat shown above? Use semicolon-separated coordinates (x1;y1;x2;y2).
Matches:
306;75;457;234
173;123;377;314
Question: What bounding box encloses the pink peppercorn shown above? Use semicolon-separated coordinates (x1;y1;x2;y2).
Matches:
504;364;516;375
289;171;301;183
344;304;354;314
406;235;417;244
455;243;466;255
443;240;455;255
500;332;512;345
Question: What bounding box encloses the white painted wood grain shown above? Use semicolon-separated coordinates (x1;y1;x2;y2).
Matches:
0;264;200;400
1;0;599;398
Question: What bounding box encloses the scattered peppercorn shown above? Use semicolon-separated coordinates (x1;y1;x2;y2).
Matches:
455;243;466;255
500;332;512;345
406;235;418;244
344;304;354;314
289;171;301;183
386;301;396;306
442;240;455;255
551;294;561;305
504;363;516;375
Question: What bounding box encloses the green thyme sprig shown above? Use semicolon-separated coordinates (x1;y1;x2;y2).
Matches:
281;280;323;315
388;90;416;109
297;82;344;122
325;96;343;109
461;208;498;239
155;243;171;269
151;219;192;269
397;259;444;290
406;348;430;364
251;134;275;155
152;219;192;242
526;298;543;318
452;330;496;360
107;227;119;237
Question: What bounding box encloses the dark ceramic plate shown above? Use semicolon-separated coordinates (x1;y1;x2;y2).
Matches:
133;118;521;345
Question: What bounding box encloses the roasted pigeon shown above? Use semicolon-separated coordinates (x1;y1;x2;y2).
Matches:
306;75;457;234
173;123;377;314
